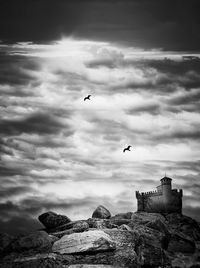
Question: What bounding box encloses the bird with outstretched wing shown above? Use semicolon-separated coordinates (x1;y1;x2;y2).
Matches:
123;145;132;152
84;95;91;101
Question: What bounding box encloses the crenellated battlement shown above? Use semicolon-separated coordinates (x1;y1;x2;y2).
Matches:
136;190;162;197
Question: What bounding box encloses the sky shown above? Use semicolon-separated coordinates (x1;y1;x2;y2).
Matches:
0;0;200;235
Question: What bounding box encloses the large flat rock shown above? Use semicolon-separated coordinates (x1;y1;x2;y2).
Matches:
52;230;116;254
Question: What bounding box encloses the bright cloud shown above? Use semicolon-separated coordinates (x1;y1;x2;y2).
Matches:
0;38;200;234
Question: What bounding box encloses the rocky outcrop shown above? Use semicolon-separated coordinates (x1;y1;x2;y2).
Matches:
72;220;90;233
166;213;200;241
38;211;71;229
52;230;116;254
87;218;117;229
168;232;196;253
1;207;200;268
92;206;111;219
0;233;15;255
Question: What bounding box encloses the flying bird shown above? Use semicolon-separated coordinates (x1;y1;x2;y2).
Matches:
123;145;132;153
84;95;91;101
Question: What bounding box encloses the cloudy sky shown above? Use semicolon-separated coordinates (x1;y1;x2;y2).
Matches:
0;0;200;235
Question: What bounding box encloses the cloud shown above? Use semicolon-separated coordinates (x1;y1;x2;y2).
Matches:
0;39;200;234
0;53;40;88
0;112;71;136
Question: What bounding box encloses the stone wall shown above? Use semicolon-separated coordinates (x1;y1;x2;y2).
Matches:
136;189;182;213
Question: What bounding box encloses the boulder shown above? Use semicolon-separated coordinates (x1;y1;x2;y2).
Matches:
109;217;131;226
166;213;200;241
113;212;134;219
127;225;169;267
52;230;116;254
92;206;111;219
69;230;138;267
118;224;132;231
129;224;167;249
109;212;135;226
10;231;52;252
87;218;117;229
38;211;71;229
48;234;59;244
49;220;90;236
50;229;74;239
137;244;169;267
145;218;170;236
131;212;166;225
72;221;89;233
166;251;200;268
168;232;196;253
0;233;15;254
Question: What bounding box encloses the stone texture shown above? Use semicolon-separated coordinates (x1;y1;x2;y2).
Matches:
49;221;90;238
66;264;116;268
52;230;116;254
38;211;71;229
0;233;15;254
48;234;59;244
66;230;138;267
104;229;138;267
109;217;131;227
131;212;166;225
137;244;169;267
47;220;83;233
10;231;52;252
109;212;135;227
145;218;170;236
87;218;117;229
0;253;74;268
129;224;167;249
166;251;200;268
50;229;74;239
72;221;89;233
168;232;196;253
92;206;111;219
1;211;200;268
118;224;132;231
166;213;200;241
113;212;134;219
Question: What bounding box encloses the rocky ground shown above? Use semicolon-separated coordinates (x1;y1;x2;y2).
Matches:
0;205;200;268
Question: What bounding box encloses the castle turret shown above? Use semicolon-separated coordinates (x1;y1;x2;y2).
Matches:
160;176;172;211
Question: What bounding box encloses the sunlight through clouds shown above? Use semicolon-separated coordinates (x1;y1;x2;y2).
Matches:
1;37;200;233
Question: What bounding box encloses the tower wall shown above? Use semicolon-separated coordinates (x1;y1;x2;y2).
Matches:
161;178;172;205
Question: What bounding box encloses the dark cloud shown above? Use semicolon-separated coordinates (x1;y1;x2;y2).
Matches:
111;58;200;94
167;89;200;111
155;126;200;142
0;185;33;198
0;112;71;136
0;165;26;177
127;103;161;115
145;58;200;90
0;0;200;51
0;53;40;89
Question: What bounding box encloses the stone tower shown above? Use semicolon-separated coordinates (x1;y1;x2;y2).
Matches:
161;176;172;203
136;176;183;214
